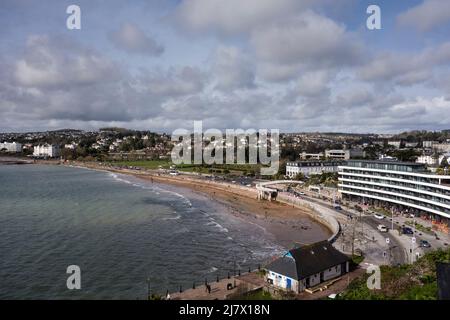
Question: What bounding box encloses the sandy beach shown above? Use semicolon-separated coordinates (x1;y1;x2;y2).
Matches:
67;162;331;249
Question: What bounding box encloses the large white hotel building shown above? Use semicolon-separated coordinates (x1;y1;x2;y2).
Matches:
338;160;450;227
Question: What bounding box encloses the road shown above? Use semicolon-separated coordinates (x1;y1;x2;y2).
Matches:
362;216;406;265
295;193;407;265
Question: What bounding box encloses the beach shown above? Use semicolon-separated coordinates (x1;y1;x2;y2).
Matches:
71;162;332;248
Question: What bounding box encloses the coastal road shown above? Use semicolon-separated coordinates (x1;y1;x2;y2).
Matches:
297;193;407;265
361;216;406;265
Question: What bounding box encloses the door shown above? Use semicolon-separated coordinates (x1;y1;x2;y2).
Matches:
286;278;292;290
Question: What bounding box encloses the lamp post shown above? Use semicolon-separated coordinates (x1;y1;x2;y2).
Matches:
146;278;150;300
391;207;394;231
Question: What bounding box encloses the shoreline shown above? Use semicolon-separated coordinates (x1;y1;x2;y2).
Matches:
64;162;332;249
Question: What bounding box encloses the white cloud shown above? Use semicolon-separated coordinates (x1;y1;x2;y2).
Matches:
391;96;450;123
2;2;450;133
14;35;120;88
172;0;302;35
397;0;450;32
142;66;205;97
212;46;255;90
358;42;450;86
251;11;363;81
109;23;164;56
297;70;332;97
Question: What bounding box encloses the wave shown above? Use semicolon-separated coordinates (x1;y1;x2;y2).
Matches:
109;172;132;185
163;214;181;221
108;172;193;207
205;221;228;233
208;266;218;273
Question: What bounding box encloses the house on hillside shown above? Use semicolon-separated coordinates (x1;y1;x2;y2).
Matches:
265;241;350;293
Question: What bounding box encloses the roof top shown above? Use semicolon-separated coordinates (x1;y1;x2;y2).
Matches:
266;241;350;280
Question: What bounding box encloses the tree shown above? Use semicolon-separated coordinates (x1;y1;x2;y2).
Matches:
440;156;449;168
294;172;306;181
391;149;420;162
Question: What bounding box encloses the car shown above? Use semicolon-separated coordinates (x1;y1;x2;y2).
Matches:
374;213;385;220
299;192;305;195
402;227;414;235
327;293;337;299
377;224;388;232
420;240;431;248
334;205;342;210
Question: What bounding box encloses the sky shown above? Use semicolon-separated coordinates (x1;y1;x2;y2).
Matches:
1;0;450;133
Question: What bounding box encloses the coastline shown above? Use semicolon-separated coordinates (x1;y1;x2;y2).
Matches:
65;162;332;249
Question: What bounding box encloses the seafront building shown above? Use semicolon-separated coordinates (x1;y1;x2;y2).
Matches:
325;149;365;160
266;241;350;293
33;144;60;158
286;161;343;178
416;154;450;166
416;155;439;165
0;142;22;153
299;149;365;161
338;160;450;228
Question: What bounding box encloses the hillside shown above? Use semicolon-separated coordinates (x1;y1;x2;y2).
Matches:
340;248;450;300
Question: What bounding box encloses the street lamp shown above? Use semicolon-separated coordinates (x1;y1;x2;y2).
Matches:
391;207;394;231
411;236;416;264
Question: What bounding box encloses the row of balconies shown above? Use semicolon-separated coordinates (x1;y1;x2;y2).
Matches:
338;175;450;198
339;187;450;218
339;184;450;215
341;169;442;184
340;181;450;207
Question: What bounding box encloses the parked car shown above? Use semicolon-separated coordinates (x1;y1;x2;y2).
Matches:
402;227;414;235
334;205;342;210
374;213;385;220
327;293;337;299
377;224;388;232
420;240;431;248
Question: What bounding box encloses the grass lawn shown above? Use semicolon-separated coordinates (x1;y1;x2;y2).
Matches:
108;160;260;175
405;220;433;235
108;160;172;169
351;254;365;265
238;290;274;300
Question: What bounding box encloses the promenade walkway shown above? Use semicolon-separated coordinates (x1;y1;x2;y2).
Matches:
169;272;265;300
